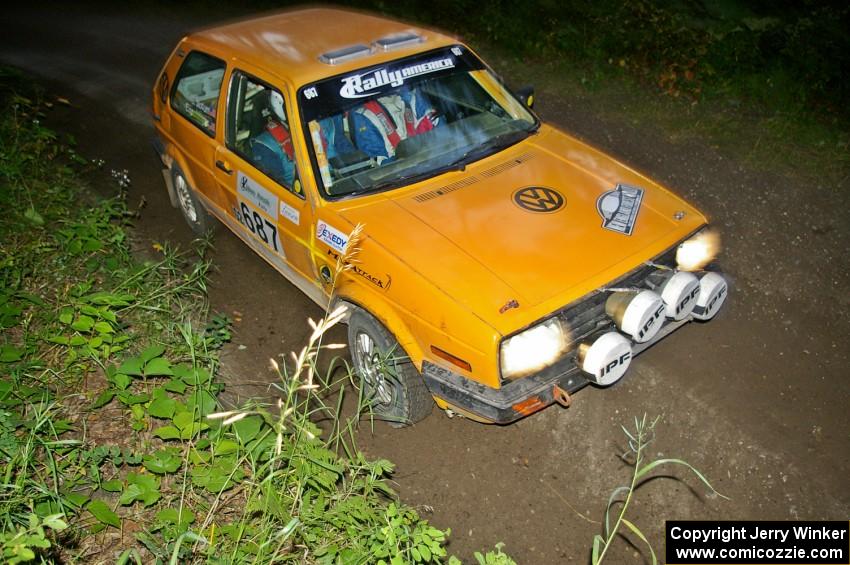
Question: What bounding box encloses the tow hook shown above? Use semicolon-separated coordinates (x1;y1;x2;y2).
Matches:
552;384;572;408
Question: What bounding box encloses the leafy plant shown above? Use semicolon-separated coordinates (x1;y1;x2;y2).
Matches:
477;543;516;565
0;513;67;564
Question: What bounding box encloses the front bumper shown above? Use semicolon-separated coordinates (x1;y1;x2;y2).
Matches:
422;243;725;424
422;315;691;424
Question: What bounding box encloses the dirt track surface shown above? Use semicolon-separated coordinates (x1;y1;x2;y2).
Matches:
4;4;848;563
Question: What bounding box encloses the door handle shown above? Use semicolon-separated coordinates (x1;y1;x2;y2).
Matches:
215;160;233;175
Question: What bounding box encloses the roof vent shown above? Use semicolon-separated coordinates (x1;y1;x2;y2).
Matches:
373;32;424;51
319;44;372;65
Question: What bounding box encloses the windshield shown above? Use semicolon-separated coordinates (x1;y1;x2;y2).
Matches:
299;45;538;198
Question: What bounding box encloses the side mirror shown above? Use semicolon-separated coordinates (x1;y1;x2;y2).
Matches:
515;85;535;109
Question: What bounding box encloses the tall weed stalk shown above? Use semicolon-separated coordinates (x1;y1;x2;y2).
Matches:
591;415;727;564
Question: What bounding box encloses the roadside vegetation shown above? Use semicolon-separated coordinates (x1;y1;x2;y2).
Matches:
0;69;515;564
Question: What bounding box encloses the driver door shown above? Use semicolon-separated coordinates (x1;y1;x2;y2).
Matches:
212;68;318;289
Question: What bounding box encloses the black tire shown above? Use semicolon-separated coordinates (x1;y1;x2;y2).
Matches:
172;166;215;235
348;308;433;427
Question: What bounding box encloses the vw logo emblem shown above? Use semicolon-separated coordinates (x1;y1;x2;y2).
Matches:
513;186;565;213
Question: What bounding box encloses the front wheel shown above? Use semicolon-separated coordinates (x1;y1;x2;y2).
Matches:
348;308;433;427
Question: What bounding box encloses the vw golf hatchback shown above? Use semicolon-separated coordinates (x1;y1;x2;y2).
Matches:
152;8;728;425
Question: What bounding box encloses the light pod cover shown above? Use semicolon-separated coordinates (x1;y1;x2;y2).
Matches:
661;271;701;320
578;332;633;386
692;272;728;321
605;290;666;343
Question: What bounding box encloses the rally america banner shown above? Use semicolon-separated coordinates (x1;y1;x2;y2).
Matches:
299;45;484;122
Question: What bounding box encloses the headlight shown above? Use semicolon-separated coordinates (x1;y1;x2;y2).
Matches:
676;229;721;272
500;318;568;380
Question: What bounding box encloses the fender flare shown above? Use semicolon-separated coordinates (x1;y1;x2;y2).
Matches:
334;294;493;421
332;291;426;372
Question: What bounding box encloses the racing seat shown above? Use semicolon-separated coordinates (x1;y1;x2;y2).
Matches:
248;91;295;187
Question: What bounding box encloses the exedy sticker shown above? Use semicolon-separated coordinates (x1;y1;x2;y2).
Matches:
340;58;455;99
596;183;644;235
316;220;349;252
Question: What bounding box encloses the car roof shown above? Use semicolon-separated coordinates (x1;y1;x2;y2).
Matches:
187;8;459;87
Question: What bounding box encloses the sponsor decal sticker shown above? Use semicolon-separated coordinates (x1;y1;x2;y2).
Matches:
280;202;300;225
596;183;644;235
237;172;278;219
512;186;565;213
300;47;484;125
316;220;349;252
352;265;392;290
326;250;392;290
339;58;455;99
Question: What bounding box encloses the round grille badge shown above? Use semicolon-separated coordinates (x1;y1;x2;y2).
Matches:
513;186;565;213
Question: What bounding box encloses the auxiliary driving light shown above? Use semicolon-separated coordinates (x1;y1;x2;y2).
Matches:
577;332;633;386
692;272;728;321
605;290;666;343
660;271;701;320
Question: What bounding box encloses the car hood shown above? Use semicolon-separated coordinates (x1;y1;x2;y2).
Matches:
337;126;707;333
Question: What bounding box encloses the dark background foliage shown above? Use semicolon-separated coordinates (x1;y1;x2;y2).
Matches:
325;0;848;124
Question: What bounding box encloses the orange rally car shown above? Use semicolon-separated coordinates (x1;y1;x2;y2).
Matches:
151;8;728;425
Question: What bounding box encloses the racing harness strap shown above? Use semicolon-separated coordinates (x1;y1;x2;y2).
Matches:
406;93;437;135
357;96;437;157
266;122;294;160
361;100;404;149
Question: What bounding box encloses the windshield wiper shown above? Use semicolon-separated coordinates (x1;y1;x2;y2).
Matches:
450;126;536;169
361;160;469;195
340;125;538;198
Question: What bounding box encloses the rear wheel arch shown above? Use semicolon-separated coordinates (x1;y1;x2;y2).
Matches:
163;146;199;201
170;162;215;235
155;140;196;209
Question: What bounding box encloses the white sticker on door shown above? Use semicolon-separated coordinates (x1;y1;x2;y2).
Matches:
280;202;300;225
237;172;278;219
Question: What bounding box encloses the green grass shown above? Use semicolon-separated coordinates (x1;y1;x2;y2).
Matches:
0;69;514;563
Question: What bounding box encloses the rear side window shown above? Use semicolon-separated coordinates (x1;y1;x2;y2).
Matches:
171;51;226;136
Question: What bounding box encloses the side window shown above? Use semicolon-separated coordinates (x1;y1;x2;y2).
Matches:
170;51;226;136
226;72;301;196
